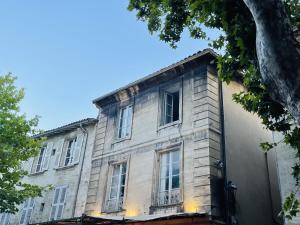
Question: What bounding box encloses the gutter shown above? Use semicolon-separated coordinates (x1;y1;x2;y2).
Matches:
72;123;89;217
219;80;229;224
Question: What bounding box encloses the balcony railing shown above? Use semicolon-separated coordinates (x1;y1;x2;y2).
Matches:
156;189;181;206
104;197;124;212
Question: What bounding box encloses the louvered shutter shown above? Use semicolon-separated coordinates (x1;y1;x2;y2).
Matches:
42;142;53;171
20;198;34;225
72;134;84;164
54;139;64;168
0;214;10;225
56;186;67;220
50;186;67;220
50;188;60;220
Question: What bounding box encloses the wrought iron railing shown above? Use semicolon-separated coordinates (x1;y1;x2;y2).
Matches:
105;197;124;212
156;189;181;206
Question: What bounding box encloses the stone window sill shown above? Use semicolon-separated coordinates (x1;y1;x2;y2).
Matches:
158;120;181;131
54;163;78;171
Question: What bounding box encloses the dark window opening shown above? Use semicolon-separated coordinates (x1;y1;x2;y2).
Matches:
163;91;179;125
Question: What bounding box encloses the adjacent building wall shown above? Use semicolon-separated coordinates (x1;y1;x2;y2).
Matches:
273;132;300;225
9;124;96;225
222;81;282;225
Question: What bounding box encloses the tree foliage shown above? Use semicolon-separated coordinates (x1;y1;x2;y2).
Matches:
128;0;300;219
0;74;44;213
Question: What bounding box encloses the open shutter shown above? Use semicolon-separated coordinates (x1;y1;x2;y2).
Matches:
29;157;35;174
54;139;64;168
42;142;53;171
72;134;84;164
4;214;10;225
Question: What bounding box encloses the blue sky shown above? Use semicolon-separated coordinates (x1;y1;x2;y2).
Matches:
0;1;219;130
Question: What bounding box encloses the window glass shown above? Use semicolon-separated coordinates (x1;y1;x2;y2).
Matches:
118;106;133;139
106;162;127;211
158;150;180;205
162;91;179;125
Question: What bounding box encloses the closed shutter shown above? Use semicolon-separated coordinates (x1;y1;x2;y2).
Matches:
54;139;65;168
42;142;53;171
72;134;84;164
19;198;34;225
0;213;10;225
50;186;67;221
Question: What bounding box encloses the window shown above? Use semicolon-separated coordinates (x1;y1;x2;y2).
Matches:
64;138;77;166
32;142;53;173
36;146;46;173
105;163;127;212
19;198;34;225
0;213;10;225
40;203;45;212
157;150;181;206
54;135;84;168
161;90;180;126
118;105;133;139
50;186;67;221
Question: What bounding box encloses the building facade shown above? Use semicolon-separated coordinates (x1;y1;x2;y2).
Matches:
5;118;97;225
84;49;282;225
273;132;300;225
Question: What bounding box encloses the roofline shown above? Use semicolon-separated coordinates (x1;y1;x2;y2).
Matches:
34;118;98;138
92;48;217;105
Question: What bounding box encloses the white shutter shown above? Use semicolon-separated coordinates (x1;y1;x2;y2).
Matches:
42;142;53;171
4;214;10;225
0;214;10;225
72;134;84;164
19;198;34;225
29;157;35;174
54;139;64;168
50;186;67;220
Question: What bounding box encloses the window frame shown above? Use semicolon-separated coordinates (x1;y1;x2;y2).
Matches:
117;104;133;140
35;145;47;173
153;145;183;207
63;137;77;167
103;161;129;213
158;80;182;129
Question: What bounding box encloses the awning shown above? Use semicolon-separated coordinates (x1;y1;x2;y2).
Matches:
29;212;214;225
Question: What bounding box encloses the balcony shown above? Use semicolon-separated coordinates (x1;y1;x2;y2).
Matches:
156;189;181;206
104;197;124;212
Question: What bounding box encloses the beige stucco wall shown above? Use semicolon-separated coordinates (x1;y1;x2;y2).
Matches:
222;81;282;225
85;63;223;218
9;124;96;225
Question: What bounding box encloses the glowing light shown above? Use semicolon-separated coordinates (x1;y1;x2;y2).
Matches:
184;199;200;213
89;211;103;217
125;205;139;217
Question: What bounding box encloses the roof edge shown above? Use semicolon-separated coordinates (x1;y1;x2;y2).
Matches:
92;48;217;105
34;118;98;138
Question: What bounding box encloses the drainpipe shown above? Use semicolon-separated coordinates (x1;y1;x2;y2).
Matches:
219;80;229;224
72;123;89;217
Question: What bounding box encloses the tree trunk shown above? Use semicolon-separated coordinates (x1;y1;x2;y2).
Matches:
243;0;300;124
